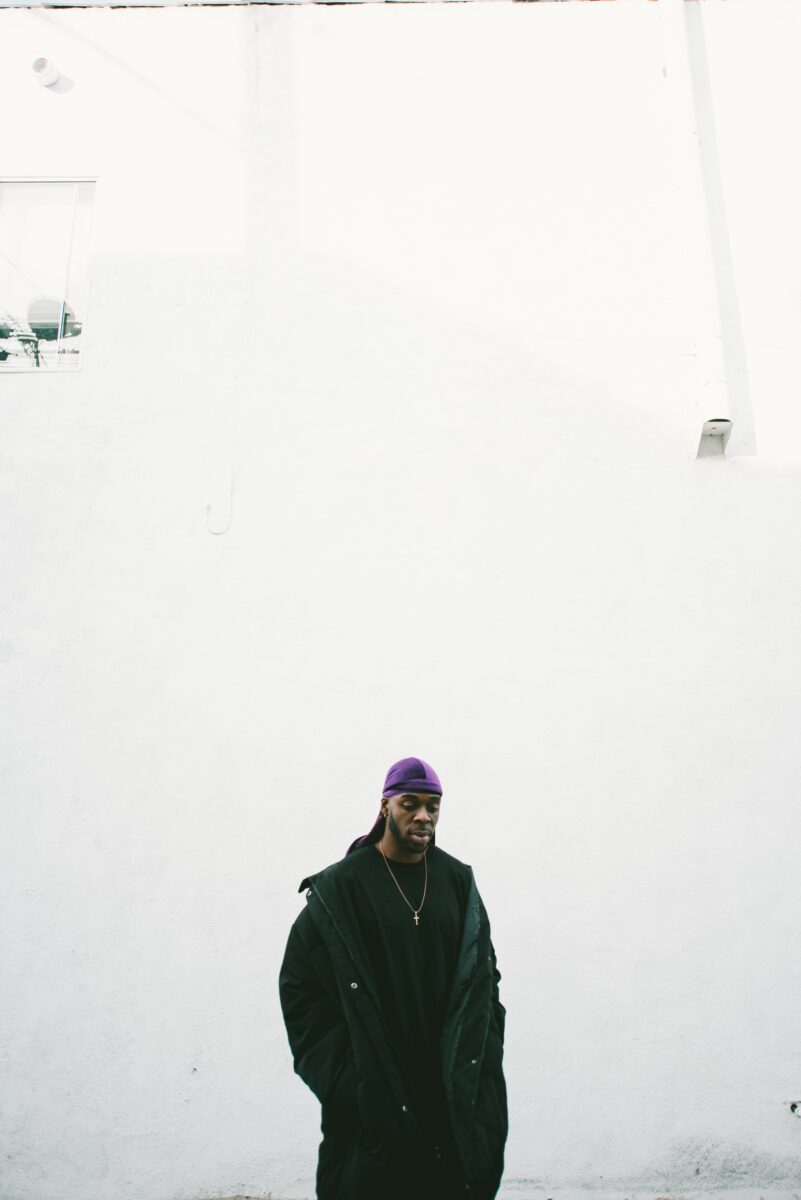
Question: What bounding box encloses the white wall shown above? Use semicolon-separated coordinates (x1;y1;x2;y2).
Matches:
2;3;801;1198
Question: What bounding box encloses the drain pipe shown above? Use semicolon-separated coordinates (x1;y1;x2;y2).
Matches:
659;0;732;458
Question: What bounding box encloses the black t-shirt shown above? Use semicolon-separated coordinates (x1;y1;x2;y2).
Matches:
337;845;471;1134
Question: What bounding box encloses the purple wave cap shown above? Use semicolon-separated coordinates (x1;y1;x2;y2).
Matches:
345;757;443;856
382;756;442;798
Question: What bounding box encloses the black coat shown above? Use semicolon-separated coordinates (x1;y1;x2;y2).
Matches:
279;850;508;1200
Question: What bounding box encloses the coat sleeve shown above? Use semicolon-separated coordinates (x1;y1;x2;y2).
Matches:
474;883;506;1044
279;912;353;1106
489;937;506;1042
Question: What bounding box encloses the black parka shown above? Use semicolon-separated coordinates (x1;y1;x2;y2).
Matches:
279;850;508;1200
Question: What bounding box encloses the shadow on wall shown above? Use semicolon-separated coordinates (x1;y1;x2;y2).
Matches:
248;246;689;482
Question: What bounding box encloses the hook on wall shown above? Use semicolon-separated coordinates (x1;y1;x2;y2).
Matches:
205;497;231;536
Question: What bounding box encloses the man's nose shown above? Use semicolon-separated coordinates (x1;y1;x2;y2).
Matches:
413;811;432;825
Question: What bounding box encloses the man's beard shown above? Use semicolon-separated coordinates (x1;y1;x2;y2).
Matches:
388;811;427;851
388;811;405;844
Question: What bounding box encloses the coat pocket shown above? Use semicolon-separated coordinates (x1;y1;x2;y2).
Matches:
339;1127;399;1200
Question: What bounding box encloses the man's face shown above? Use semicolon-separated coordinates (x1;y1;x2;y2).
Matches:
382;792;441;858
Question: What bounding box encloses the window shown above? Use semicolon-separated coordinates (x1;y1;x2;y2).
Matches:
0;179;95;372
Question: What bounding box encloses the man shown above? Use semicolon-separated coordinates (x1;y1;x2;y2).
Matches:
279;757;508;1200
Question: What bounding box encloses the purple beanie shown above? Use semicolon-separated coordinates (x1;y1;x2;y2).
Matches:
345;757;442;856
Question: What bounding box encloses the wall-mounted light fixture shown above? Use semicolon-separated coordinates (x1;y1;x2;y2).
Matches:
33;58;60;88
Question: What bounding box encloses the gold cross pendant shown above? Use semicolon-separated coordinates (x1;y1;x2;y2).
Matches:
413;912;420;926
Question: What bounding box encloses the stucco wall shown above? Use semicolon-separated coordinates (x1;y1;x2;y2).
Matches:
2;3;801;1198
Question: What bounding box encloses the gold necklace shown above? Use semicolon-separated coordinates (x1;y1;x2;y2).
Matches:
378;842;428;926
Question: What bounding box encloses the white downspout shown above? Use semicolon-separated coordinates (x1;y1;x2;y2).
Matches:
660;0;734;458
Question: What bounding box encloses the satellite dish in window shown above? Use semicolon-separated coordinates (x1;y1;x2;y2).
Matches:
27;297;82;341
